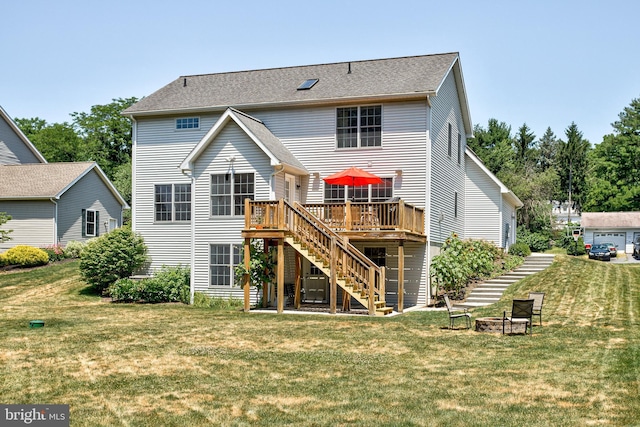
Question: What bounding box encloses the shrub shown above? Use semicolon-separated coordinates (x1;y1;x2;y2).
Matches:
566;236;587;256
107;265;190;304
140;265;190;303
192;292;242;309
3;245;49;267
80;227;147;293
516;228;551;252
41;244;66;262
509;241;531;257
0;252;7;266
108;278;141;302
64;240;86;258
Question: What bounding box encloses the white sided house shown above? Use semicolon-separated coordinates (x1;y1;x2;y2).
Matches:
124;53;521;315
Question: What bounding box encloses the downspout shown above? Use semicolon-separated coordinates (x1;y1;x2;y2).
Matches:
50;198;58;244
129;116;138;230
269;164;286;199
425;95;433;306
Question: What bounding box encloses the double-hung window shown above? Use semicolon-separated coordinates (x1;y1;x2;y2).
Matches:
154;184;191;222
336;105;381;148
82;209;99;237
210;243;242;287
211;173;254;216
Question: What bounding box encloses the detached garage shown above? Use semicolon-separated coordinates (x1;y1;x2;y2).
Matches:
581;212;640;254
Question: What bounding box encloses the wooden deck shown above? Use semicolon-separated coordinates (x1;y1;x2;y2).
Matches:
242;200;426;242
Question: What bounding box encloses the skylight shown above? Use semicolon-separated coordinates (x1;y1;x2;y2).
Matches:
297;78;319;90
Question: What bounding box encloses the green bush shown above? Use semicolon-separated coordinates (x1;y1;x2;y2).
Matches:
3;245;49;267
107;265;190;304
566;236;587;256
508;241;531;257
108;278;141;302
64;240;86;258
80;227;147;293
516;227;550;252
41;244;66;262
140;265;190;303
0;252;7;266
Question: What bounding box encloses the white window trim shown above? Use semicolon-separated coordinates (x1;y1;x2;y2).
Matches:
335;104;383;150
85;209;97;237
175;117;200;130
153;183;192;223
209;172;254;218
209;243;242;288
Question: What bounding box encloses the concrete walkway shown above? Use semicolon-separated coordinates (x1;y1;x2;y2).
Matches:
455;253;555;309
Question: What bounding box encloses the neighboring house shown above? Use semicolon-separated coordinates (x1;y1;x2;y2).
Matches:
581;212;640;254
0;162;128;251
0;105;128;251
0;105;47;165
465;148;522;251
123;52;521;313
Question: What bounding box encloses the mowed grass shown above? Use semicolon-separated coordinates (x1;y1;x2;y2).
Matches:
1;257;639;426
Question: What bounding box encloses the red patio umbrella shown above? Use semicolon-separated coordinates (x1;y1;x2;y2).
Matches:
322;166;383;187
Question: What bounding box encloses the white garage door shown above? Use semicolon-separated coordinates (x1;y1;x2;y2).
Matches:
594;232;626;252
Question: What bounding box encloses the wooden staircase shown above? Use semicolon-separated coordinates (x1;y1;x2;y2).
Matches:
275;201;393;315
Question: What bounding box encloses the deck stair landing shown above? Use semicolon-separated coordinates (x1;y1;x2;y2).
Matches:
455;254;555;309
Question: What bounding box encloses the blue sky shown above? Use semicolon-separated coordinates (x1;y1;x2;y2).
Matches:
2;0;638;145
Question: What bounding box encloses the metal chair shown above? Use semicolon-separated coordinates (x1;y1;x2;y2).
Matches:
502;299;534;335
528;292;545;326
444;294;471;329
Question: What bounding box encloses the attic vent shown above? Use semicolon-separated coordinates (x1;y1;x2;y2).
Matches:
297;78;319;90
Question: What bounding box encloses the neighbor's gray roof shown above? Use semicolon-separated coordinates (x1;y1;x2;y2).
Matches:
124;53;460;116
581;212;640;228
0;162;128;206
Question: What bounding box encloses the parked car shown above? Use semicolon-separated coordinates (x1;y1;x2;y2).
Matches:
599;242;617;257
634;236;640;259
588;244;611;261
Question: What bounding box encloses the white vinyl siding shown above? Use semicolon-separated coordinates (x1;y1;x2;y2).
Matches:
190;121;272;296
429;71;466;244
464;156;502;244
133;115;217;269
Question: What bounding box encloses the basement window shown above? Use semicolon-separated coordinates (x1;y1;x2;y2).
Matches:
297;79;319;90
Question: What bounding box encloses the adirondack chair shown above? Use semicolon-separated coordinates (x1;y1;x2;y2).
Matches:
444;294;471;329
502;299;534;335
528;292;545;326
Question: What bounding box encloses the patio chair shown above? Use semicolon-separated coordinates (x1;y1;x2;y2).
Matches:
502;299;534;335
528;292;545;326
444;294;471;329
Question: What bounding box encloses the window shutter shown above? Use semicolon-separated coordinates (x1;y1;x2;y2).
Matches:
95;211;100;236
82;209;86;237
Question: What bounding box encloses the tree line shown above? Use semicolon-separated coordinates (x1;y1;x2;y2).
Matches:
13;96;640;237
468;96;640;240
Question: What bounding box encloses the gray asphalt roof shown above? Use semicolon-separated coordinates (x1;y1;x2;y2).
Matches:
0;162;96;198
124;53;459;116
581;212;640;228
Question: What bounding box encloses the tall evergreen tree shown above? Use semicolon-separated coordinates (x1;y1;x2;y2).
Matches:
583;97;640;211
537;127;559;172
513;123;536;170
557;122;590;213
467;119;514;176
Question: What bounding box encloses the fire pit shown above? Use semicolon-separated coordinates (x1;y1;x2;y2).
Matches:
475;317;527;334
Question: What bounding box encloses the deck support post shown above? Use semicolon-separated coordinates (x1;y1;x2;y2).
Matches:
329;236;337;314
262;239;270;308
243;237;251;312
277;238;285;313
294;251;302;308
398;241;404;313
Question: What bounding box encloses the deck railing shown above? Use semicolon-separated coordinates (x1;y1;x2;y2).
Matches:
301;201;424;234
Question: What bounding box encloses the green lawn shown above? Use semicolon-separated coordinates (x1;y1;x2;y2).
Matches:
1;257;639;426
